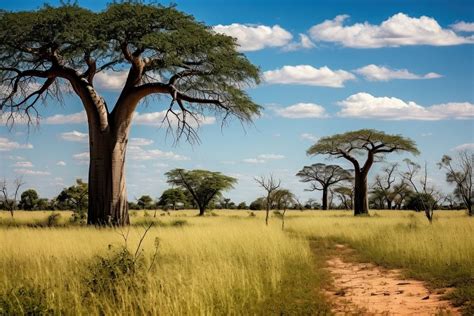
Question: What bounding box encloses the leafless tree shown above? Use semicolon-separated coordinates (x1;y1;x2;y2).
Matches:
255;175;281;226
401;159;442;223
438;151;473;216
0;177;24;218
372;163;399;209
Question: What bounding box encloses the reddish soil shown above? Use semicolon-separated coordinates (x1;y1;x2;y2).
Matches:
325;245;460;315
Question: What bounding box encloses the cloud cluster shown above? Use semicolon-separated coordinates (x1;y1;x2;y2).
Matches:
337;92;474;120
14;169;51;176
213;24;293;51
275;103;327;119
0;137;33;151
263;65;355;87
452;143;474;151
309;13;473;48
300;133;319;142
60;130;88;142
450;21;474;32
243;153;285;164
94;70;129;90
355;64;442;81
133;111;216;127
45;112;87;125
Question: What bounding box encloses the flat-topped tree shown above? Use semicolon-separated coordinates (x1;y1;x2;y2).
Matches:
307;129;419;215
165;169;237;216
0;3;260;225
296;163;352;210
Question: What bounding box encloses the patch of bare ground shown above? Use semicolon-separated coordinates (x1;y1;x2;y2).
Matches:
325;244;460;315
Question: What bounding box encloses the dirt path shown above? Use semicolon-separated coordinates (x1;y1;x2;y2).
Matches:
325;245;460;315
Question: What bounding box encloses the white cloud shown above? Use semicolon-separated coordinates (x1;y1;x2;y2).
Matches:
257;154;285;160
56;161;67;166
13;161;33;168
243;158;266;164
337;92;474;120
14;169;50;176
213;24;293;51
452;143;474;151
451;21;474;32
44;112;87;125
133;111;216;128
421;133;433;137
0;137;33;151
60;130;88;142
128;146;189;161
275;103;328;119
73;152;90;161
94;70;129;90
129;138;154;146
284;34;316;51
309;13;473;48
263;65;355;87
355;64;442;81
301;133;319;142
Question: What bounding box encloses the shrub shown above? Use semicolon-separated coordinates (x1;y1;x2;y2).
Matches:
0;286;53;315
47;213;61;227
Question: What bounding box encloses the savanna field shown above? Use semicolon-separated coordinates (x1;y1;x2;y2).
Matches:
0;210;472;315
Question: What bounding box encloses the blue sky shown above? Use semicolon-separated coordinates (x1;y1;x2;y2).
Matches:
0;0;473;204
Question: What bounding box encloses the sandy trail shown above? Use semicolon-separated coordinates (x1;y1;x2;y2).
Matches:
325;245;460;315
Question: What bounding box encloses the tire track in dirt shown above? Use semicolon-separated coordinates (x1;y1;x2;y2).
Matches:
325;244;460;315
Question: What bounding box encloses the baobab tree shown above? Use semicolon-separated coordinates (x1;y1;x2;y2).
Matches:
296;163;352;210
255;175;281;225
0;3;260;225
438;151;473;216
307;129;419;216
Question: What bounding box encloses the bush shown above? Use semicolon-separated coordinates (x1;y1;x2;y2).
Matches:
0;286;53;315
405;193;437;212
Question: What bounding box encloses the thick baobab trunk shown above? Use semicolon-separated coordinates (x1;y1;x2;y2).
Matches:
387;199;392;210
353;172;369;216
322;187;328;210
87;125;130;226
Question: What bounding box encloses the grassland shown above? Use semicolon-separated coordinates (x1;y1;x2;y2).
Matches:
0;210;472;315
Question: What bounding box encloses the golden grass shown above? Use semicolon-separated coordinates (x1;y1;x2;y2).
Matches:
0;213;313;315
0;209;472;314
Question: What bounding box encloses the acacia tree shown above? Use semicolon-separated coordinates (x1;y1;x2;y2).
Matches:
307;129;419;216
57;179;88;214
0;3;260;225
438;151;473;216
19;189;39;210
296;163;352;210
165;169;236;216
255;175;281;225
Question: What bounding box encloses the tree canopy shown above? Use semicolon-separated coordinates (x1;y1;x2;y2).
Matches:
165;169;236;215
307;129;419;171
0;2;261;137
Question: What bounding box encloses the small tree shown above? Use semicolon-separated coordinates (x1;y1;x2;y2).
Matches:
0;177;24;218
255;175;281;226
158;188;186;211
438;151;473;216
296;163;352;210
307;129;419;216
165;169;236;216
333;186;353;210
137;195;154;210
57;179;88;220
372;163;401;209
249;197;265;210
271;189;295;230
237;202;248;209
401;159;441;223
19;189;39;210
